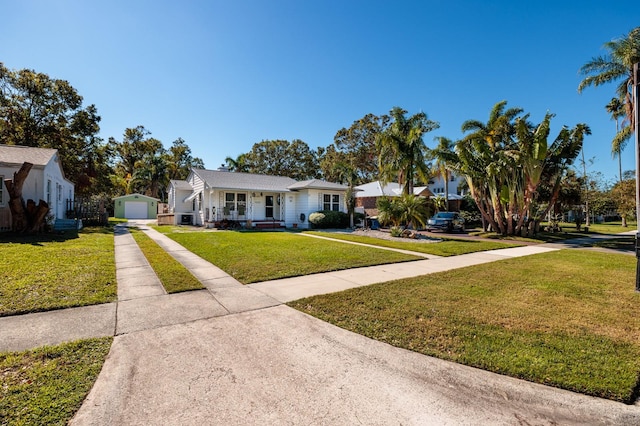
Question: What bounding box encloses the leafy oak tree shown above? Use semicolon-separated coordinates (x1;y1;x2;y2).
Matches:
110;128;204;200
167;138;204;180
323;113;390;184
242;139;320;180
0;62;109;196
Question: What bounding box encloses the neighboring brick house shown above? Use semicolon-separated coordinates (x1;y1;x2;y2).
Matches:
354;181;433;216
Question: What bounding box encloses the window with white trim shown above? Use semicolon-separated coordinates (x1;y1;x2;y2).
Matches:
323;194;340;212
225;192;247;216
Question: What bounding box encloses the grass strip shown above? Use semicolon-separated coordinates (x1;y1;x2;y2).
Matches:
154;227;421;283
471;221;635;243
129;228;204;293
0;337;112;426
0;228;117;317
306;231;520;256
289;250;640;403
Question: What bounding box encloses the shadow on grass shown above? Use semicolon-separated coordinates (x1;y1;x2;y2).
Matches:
0;225;115;245
631;374;640;405
587;237;635;252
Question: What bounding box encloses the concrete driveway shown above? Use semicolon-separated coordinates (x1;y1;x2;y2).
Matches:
71;305;639;425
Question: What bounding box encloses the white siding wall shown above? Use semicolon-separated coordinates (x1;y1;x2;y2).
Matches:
301;189;347;229
428;174;466;196
43;159;74;220
188;173;205;225
205;189;220;222
0;162;73;221
284;192;298;227
168;186;175;212
172;190;194;215
0;165;44;205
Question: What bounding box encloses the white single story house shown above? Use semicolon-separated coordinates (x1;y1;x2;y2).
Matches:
0;144;75;230
166;168;349;229
113;193;160;219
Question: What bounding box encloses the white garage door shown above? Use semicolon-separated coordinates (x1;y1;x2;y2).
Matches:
124;201;149;219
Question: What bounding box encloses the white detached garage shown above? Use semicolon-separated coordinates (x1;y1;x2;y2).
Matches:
113;193;159;220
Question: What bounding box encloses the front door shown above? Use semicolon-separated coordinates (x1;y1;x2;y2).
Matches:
265;195;274;218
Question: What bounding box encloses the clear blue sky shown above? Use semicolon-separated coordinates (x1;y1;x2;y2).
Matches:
2;1;638;184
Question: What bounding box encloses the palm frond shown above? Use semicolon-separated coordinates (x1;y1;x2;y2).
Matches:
611;125;633;154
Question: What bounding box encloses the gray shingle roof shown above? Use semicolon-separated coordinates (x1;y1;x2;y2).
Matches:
192;169;298;192
170;180;193;191
0;144;58;167
287;179;349;191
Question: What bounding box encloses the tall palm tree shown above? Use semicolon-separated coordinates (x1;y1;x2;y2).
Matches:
605;97;627;227
224;154;249;172
376;107;439;195
605;97;625;180
456;101;524;235
430;136;458;210
578;27;640;152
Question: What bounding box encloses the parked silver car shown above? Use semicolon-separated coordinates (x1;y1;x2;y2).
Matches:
426;212;465;232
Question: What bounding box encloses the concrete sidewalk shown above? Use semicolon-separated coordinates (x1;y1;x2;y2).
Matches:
249;245;559;302
0;224;603;352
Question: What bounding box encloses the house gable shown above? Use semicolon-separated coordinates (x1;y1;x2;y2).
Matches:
0;144;75;225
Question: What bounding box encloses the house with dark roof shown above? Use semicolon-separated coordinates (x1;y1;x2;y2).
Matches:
166;167;349;229
0;144;75;230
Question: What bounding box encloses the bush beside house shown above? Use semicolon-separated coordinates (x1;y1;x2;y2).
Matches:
309;210;349;229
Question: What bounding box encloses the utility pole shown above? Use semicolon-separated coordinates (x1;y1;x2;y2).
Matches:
634;63;640;292
581;148;590;227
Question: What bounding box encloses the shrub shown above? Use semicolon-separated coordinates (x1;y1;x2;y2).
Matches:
459;210;482;227
377;195;430;228
390;226;403;237
309;210;349;229
308;212;325;226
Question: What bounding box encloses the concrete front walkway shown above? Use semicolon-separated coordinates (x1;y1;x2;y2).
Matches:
2;223;638;424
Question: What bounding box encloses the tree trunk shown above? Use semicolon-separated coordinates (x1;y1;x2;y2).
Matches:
4;162;50;233
444;170;449;210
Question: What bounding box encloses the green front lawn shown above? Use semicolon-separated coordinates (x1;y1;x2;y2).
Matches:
470;221;635;243
0;337;112;426
579;221;636;234
129;228;204;293
290;250;640;403
306;231;520;256
154;228;421;283
0;228;117;316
